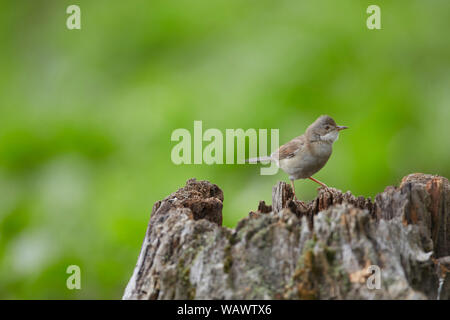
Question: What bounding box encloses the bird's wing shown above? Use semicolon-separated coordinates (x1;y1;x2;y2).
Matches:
272;135;306;161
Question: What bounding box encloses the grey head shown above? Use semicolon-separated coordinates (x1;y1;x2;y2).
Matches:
306;115;348;143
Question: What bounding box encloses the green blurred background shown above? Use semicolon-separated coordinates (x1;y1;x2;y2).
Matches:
0;0;449;299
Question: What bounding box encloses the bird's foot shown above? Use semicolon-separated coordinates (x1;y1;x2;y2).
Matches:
293;197;308;209
290;180;307;208
317;182;329;190
297;201;308;209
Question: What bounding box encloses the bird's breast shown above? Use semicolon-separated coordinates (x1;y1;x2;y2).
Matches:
278;142;332;179
310;141;333;158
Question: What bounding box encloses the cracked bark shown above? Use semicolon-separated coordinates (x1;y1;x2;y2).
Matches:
123;173;450;300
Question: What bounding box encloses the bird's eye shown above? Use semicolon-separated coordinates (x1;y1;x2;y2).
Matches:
325;125;330;130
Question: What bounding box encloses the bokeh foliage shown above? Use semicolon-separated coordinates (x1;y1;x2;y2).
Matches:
0;0;449;299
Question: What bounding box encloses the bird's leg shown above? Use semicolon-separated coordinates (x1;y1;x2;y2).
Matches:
290;179;307;209
290;179;298;200
308;176;328;188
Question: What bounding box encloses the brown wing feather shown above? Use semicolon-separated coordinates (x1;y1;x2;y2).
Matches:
273;135;306;160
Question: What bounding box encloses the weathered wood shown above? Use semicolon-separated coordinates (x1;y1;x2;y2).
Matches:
123;174;450;300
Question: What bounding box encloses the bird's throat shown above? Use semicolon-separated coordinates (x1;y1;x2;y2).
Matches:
320;131;339;143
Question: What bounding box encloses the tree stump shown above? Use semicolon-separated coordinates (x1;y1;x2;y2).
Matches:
123;174;450;300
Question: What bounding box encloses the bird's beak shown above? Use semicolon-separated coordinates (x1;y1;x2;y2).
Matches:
337;126;348;131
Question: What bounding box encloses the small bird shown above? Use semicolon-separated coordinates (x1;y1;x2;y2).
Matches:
247;115;348;203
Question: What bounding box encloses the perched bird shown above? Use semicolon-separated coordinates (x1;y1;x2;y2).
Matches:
247;115;348;203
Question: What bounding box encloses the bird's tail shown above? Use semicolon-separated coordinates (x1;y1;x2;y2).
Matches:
245;156;272;164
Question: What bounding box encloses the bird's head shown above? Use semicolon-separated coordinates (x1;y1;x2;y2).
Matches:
306;115;348;143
